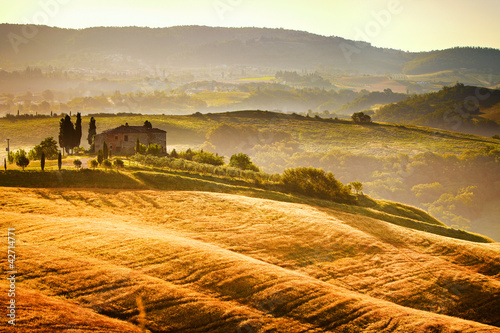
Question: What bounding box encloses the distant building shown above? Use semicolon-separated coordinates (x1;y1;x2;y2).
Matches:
94;122;166;155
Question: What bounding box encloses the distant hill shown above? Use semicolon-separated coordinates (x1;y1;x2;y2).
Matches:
1;24;500;76
374;83;500;136
403;47;500;75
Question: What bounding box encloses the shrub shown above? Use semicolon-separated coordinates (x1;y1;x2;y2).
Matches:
193;151;224;166
114;158;125;170
170;149;179;158
102;159;112;170
88;159;99;169
73;159;82;169
147;143;163;156
281;167;353;203
229;153;259;171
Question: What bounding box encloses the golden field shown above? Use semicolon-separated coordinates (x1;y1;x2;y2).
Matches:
0;186;499;332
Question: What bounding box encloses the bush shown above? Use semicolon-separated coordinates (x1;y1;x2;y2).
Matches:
147;143;163;156
88;159;99;169
114;158;125;169
102;159;112;170
229;153;259;171
281;167;353;203
193;151;224;166
73;159;82;169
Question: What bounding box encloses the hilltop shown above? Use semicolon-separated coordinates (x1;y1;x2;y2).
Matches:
374;83;500;136
0;183;499;332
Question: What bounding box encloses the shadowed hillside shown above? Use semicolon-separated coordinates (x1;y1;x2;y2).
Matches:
0;187;499;332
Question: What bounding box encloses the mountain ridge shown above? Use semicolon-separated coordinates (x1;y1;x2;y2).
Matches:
1;24;499;75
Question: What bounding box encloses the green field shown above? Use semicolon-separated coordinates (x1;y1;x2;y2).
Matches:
1;111;498;157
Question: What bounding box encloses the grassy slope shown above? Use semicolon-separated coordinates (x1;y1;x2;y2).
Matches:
1;112;499;159
0;187;499;332
0;166;492;243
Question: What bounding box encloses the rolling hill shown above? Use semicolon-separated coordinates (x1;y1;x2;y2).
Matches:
1;24;499;76
0;183;499;332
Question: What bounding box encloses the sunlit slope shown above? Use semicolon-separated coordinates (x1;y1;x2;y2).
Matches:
0;282;143;332
1;187;499;332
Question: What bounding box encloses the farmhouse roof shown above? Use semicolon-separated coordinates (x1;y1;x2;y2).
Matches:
101;124;166;134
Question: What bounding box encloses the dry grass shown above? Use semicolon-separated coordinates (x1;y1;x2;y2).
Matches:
0;187;499;332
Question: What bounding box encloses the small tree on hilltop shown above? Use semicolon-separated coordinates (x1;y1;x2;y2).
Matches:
351;112;372;123
15;149;30;171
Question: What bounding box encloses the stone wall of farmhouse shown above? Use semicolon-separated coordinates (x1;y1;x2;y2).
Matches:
94;132;166;155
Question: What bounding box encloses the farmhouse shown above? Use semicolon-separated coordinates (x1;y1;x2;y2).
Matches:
94;122;166;155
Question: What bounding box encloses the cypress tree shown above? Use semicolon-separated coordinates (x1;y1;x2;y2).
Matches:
74;112;82;148
58;152;62;170
41;152;45;171
97;150;104;165
87;117;96;145
3;158;6;170
59;115;75;154
103;141;108;160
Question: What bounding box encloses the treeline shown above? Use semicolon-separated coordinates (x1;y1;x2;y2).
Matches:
275;71;332;88
132;154;355;204
374;84;500;136
337;89;407;114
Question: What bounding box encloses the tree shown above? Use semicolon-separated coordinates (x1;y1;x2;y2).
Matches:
114;158;124;170
135;138;146;154
88;159;98;170
40;152;45;171
170;149;179;158
28;137;59;160
58;115;75;154
102;159;112;170
58;152;62;170
147;143;162;156
97;150;104;165
351;112;372;123
73;159;82;169
144;120;152;129
349;181;363;195
3;158;6;170
87;116;96;146
7;151;14;164
229;153;259;171
74;112;82;148
15;149;29;171
103;141;109;160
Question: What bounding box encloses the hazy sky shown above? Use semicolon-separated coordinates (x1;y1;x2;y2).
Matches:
1;0;499;52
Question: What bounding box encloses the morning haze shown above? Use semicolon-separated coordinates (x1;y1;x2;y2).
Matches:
1;1;499;332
